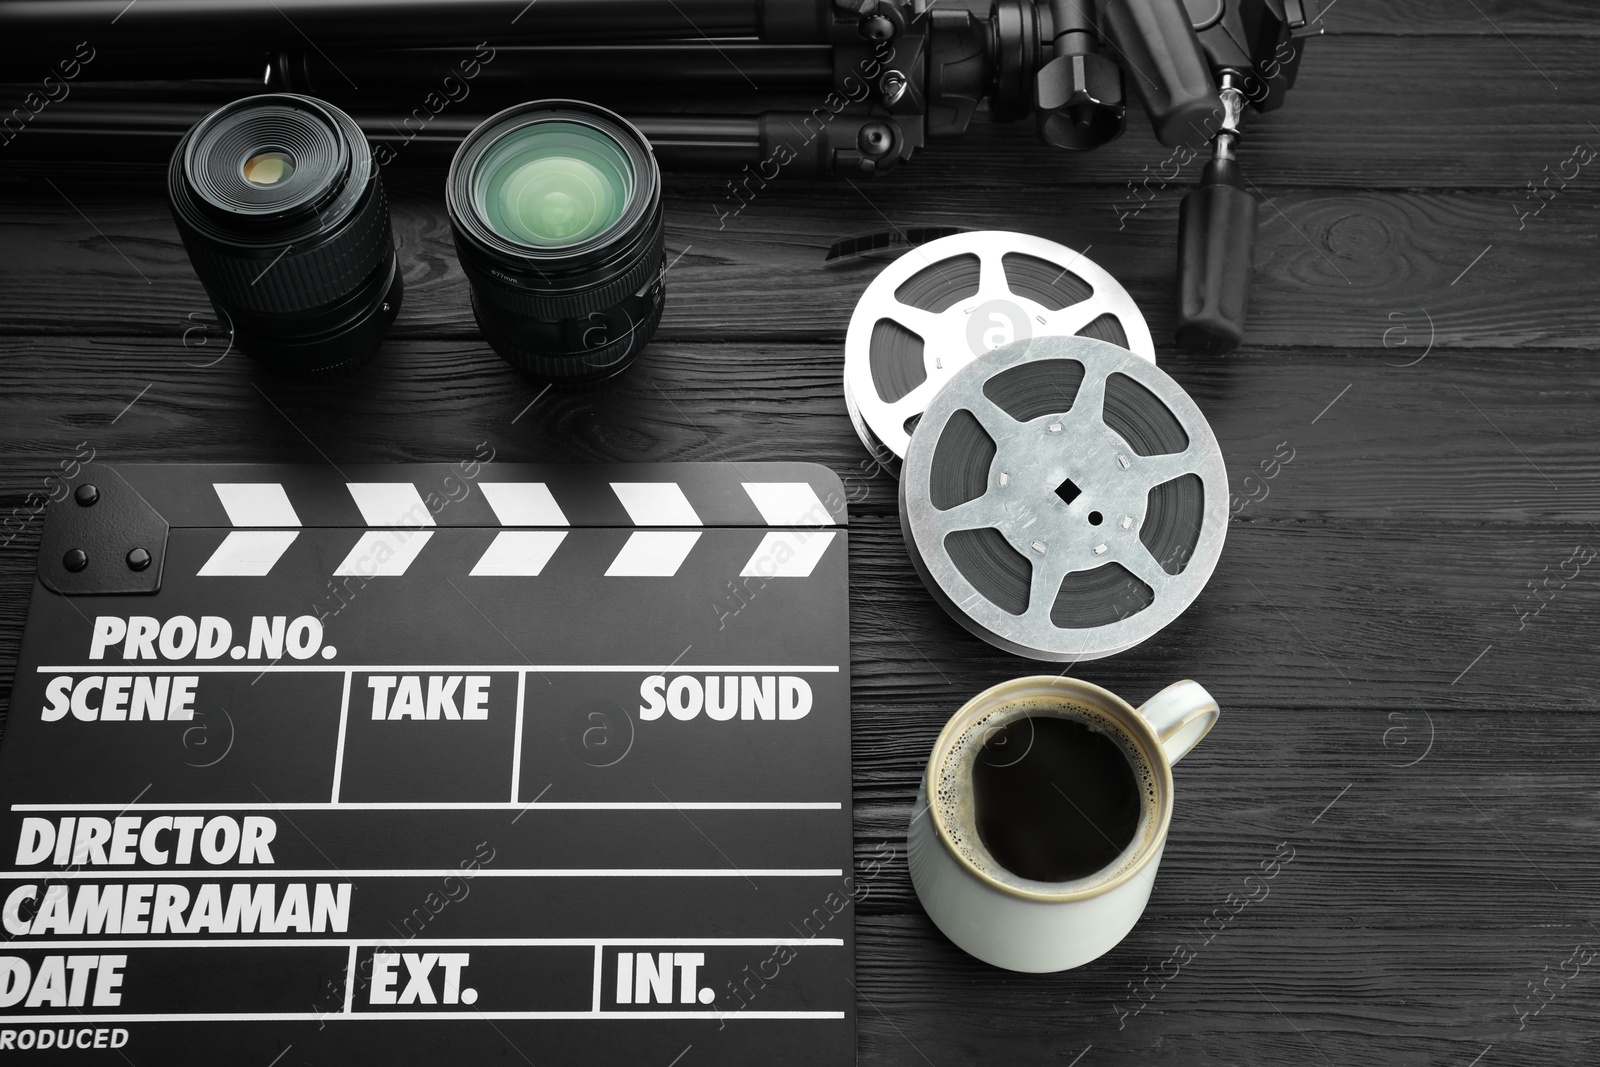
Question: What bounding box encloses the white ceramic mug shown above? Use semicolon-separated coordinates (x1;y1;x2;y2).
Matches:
907;675;1218;972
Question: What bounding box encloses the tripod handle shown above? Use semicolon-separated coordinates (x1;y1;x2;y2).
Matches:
1175;156;1258;354
1097;0;1216;148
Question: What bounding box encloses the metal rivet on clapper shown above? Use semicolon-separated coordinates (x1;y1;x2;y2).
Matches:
63;549;88;572
74;484;99;507
126;548;152;572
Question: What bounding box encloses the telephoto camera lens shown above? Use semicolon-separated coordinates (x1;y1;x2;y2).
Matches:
167;93;402;376
447;100;665;384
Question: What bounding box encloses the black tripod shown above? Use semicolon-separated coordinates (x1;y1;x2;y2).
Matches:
0;0;1322;352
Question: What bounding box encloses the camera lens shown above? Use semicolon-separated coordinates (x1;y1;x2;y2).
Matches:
168;93;402;376
448;100;664;385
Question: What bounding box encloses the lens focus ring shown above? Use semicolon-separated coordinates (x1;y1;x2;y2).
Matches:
461;213;663;321
176;179;393;314
473;278;665;383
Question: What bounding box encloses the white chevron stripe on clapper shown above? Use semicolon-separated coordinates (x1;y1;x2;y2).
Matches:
335;483;439;577
606;531;703;577
738;482;838;577
740;531;837;579
198;531;301;577
346;483;436;528
467;485;569;575
334;531;435;578
470;531;568;576
603;483;703;576
741;482;837;527
610;482;702;526
479;482;568;526
199;483;301;576
194;477;840;579
213;482;301;527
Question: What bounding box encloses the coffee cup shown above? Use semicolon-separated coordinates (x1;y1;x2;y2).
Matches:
907;675;1218;972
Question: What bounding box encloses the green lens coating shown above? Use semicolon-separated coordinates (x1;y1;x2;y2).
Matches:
473;120;634;247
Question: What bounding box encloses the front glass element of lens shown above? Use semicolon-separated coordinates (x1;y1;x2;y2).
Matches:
243;150;295;187
472;121;634;247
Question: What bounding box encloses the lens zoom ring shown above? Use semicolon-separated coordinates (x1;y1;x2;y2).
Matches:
466;222;664;321
182;180;394;313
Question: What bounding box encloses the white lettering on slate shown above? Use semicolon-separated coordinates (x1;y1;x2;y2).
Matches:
0;955;126;1008
41;675;198;721
638;675;812;721
87;614;324;661
368;676;491;720
370;952;475;1005
614;951;708;1004
15;816;276;866
2;883;351;936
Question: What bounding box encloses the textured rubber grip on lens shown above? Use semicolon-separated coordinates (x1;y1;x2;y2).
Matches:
475;280;664;384
180;179;395;314
464;217;665;322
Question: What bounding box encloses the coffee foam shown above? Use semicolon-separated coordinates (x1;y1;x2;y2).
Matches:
934;697;1160;892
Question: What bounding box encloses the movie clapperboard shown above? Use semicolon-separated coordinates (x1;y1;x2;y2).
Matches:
0;462;853;1065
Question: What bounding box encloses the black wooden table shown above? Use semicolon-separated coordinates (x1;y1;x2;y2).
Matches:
3;2;1598;1063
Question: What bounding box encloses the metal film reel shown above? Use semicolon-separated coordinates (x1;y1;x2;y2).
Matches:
844;231;1155;469
899;335;1227;662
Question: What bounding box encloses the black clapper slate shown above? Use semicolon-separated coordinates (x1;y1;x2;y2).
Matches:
0;462;853;1065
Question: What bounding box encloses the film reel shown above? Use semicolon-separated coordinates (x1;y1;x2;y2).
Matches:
844;231;1155;469
899;335;1227;662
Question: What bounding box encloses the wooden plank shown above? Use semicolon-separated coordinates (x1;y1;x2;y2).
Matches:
848;516;1600;714
775;704;1599;1064
1300;0;1599;36
844;707;1600;1064
2;339;1598;523
1;339;1597;721
0;172;1595;349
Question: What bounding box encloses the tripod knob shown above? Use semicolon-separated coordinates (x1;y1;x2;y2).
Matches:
1034;52;1125;150
1176;154;1257;354
1098;0;1216;147
1033;0;1125;150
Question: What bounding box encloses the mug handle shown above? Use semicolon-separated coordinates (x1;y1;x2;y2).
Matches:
1135;680;1219;765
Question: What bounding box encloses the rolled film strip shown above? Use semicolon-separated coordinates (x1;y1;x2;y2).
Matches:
899;335;1227;662
844;231;1156;470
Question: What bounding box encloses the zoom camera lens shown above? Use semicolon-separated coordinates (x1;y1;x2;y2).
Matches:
448;100;664;385
168;93;402;376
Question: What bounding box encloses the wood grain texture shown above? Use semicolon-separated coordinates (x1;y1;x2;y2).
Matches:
846;707;1600;1065
3;7;1600;1064
1329;0;1600;36
0;338;1597;721
1;173;1597;349
4;339;1598;522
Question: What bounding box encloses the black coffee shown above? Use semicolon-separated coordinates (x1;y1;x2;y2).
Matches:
971;714;1141;882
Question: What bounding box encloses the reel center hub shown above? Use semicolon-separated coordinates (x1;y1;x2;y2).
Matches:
963;386;1157;579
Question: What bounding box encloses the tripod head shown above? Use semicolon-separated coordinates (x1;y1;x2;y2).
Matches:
0;0;1323;352
921;0;1323;352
